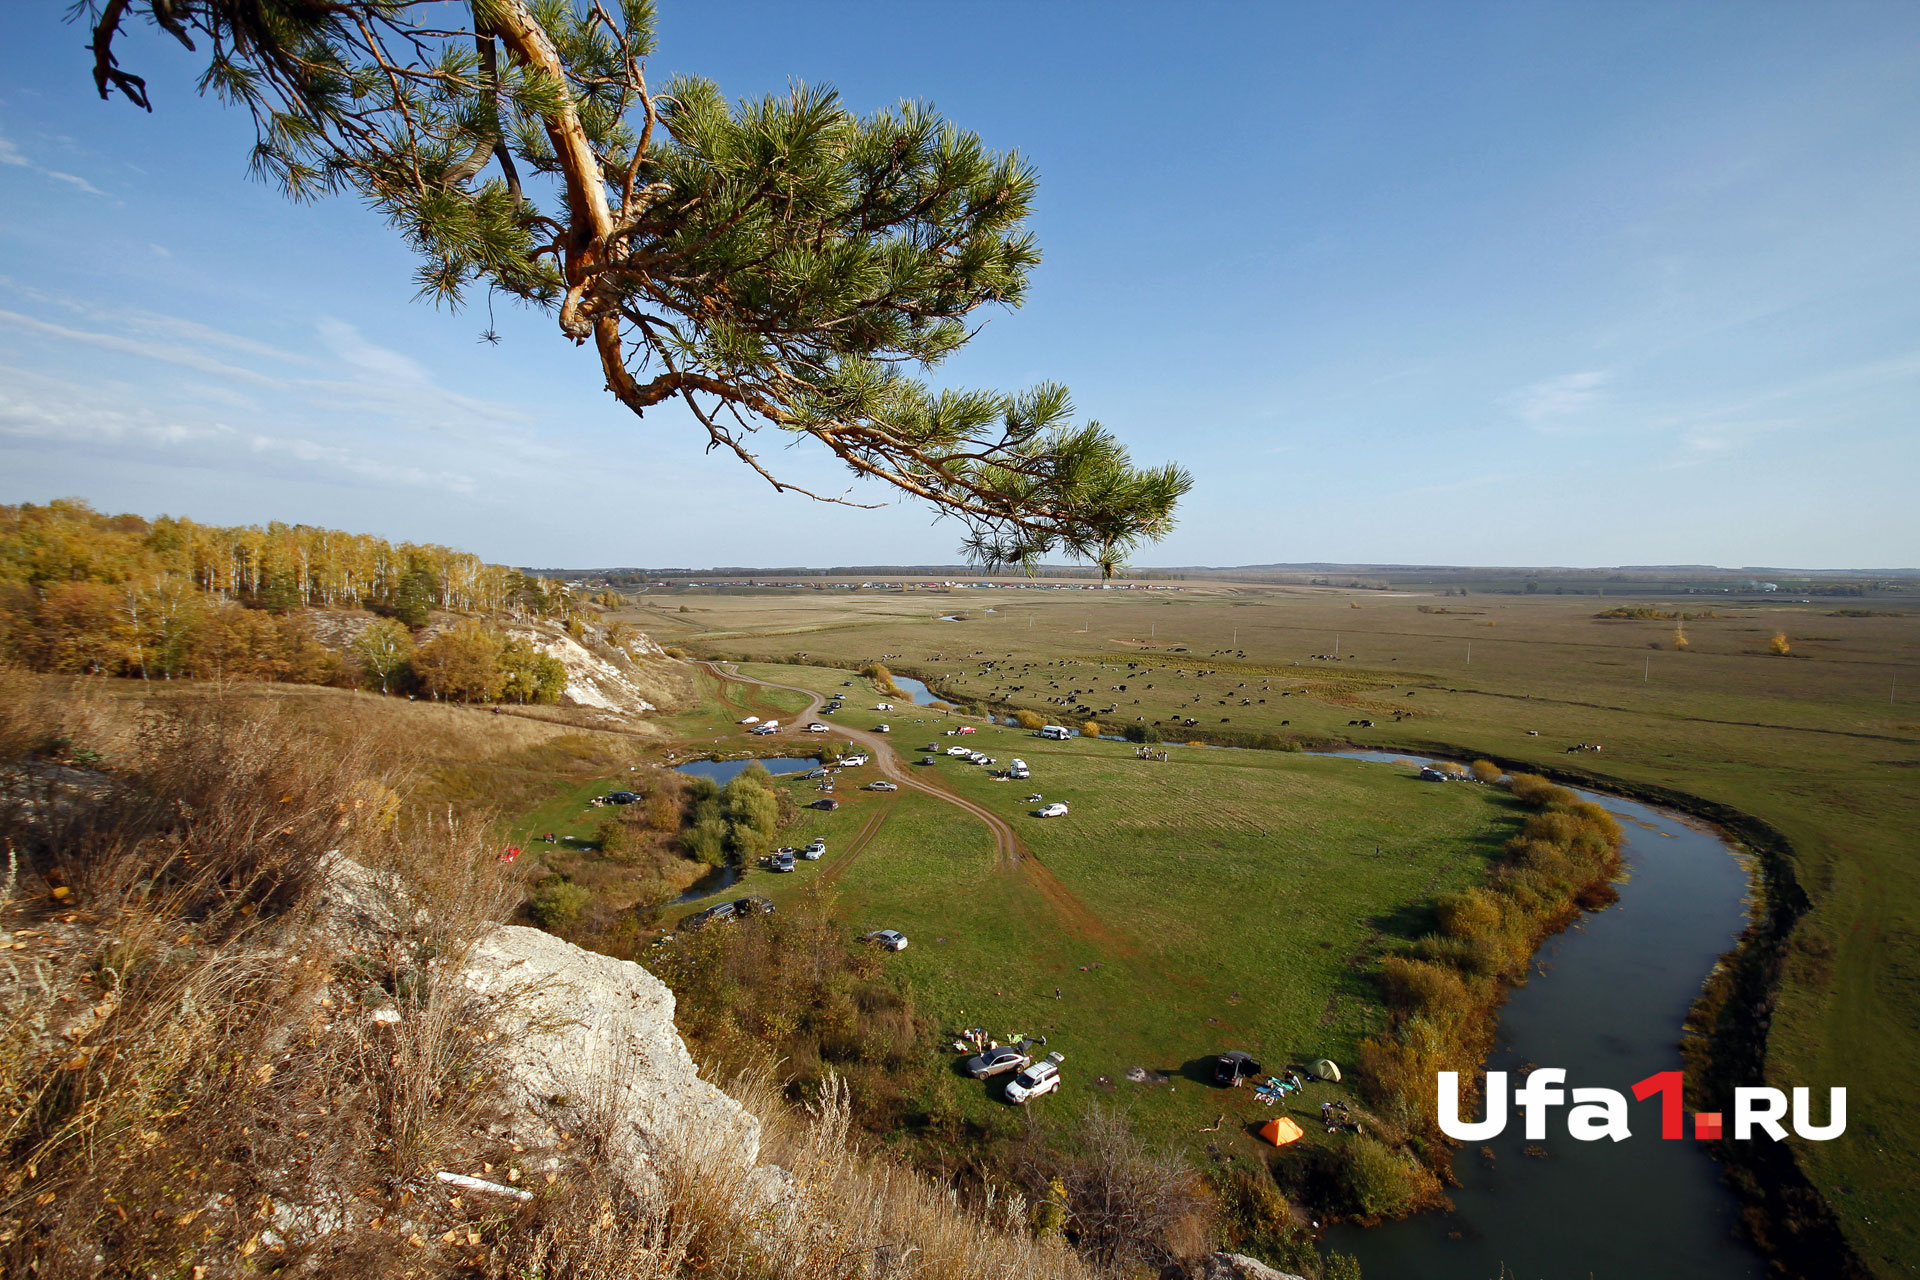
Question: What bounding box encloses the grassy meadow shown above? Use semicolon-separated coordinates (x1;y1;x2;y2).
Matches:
615;584;1920;1275
653;670;1519;1168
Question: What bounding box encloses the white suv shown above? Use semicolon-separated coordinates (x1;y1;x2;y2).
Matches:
1004;1059;1061;1104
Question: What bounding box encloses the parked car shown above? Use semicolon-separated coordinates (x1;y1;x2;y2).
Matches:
866;780;899;792
1004;1059;1061;1104
769;850;797;872
810;798;839;811
957;726;976;735
862;929;909;951
602;791;639;804
679;901;737;931
843;754;870;767
875;702;894;711
947;746;972;756
964;1047;1031;1080
1035;803;1070;818
737;716;760;725
807;722;829;733
920;755;937;765
733;896;776;917
802;838;826;860
874;724;891;733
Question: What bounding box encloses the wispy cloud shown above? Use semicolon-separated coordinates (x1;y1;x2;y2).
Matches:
0;130;108;198
1657;418;1800;470
1504;370;1611;428
0;366;476;493
0;309;285;387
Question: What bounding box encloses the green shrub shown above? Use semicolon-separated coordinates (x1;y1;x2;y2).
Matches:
1210;1166;1323;1274
683;816;728;865
1335;1136;1431;1220
1123;722;1163;743
1506;772;1573;807
1434;889;1502;941
531;877;592;934
593;814;634;858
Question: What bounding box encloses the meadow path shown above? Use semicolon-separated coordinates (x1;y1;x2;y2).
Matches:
699;662;1133;955
698;661;1023;864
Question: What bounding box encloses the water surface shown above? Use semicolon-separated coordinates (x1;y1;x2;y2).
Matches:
674;756;821;785
1321;753;1764;1280
889;675;941;705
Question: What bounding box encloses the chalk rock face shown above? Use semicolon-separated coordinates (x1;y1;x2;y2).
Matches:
460;924;759;1169
1196;1253;1311;1280
508;626;660;714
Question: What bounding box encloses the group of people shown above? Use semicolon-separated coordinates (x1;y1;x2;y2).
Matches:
1321;1098;1360;1134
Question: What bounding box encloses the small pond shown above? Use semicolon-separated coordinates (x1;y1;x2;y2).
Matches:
889;675;942;706
674;756;821;786
674;863;740;903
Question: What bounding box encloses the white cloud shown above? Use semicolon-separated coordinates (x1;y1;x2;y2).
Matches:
0;365;475;494
1504;370;1611;427
317;317;433;384
0;130;108;198
0;309;285;387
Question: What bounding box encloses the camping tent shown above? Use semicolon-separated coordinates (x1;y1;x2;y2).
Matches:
1259;1117;1305;1147
1312;1058;1342;1082
1214;1051;1263;1087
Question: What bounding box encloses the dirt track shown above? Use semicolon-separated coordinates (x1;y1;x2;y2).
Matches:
701;662;1132;955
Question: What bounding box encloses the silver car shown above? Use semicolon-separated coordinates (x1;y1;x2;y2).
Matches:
964;1046;1031;1080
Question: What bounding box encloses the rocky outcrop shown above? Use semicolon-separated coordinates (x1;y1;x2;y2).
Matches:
1195;1253;1311;1280
507;625;661;715
460;924;759;1169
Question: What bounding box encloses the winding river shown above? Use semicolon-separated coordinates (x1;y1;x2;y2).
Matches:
1322;753;1767;1279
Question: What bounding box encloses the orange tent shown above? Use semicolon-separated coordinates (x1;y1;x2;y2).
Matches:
1259;1117;1305;1147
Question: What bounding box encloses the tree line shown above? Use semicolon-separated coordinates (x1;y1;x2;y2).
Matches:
1;500;569;702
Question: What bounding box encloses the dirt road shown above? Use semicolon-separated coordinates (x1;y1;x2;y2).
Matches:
701;662;1133;955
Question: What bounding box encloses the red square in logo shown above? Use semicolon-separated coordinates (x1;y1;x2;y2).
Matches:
1694;1112;1723;1140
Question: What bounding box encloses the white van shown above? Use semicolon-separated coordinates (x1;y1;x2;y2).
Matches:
1037;725;1072;740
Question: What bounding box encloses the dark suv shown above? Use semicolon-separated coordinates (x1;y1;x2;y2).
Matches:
679;901;737;931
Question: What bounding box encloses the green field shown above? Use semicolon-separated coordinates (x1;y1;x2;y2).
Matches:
620;586;1920;1275
640;661;1517;1165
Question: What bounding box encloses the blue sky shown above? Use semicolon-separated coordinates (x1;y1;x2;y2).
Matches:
2;2;1917;570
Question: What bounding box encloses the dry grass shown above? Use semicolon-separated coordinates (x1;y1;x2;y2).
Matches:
0;692;522;1278
0;681;1119;1280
